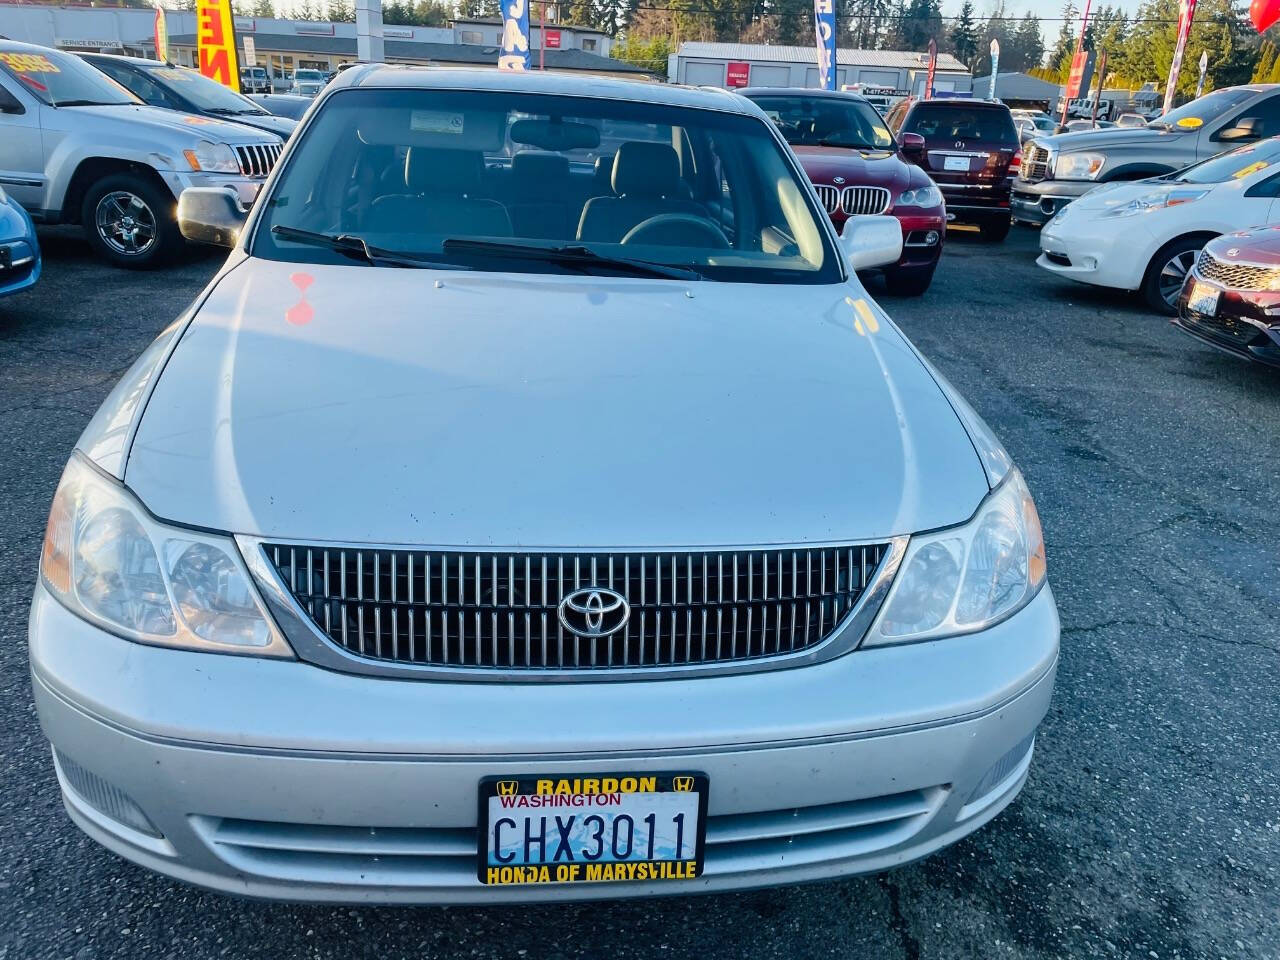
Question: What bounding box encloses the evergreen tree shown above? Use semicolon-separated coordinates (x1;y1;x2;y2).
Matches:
1253;39;1276;82
327;0;354;20
949;0;977;66
1050;0;1078;70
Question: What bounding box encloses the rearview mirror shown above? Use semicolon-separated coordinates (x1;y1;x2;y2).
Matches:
899;132;926;162
839;214;903;271
178;187;248;248
1217;116;1261;142
509;117;601;152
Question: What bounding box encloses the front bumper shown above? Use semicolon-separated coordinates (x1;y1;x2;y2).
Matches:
831;208;945;272
0;235;40;297
1174;272;1280;369
30;581;1059;903
158;170;266;209
1012;178;1093;225
1036;215;1157;292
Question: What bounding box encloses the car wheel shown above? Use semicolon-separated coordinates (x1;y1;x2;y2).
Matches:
81;173;180;269
979;217;1012;243
884;265;935;296
1141;236;1204;315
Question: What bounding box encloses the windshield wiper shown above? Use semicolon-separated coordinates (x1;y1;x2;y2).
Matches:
54;99;130;107
271;225;457;269
441;238;702;281
207;106;263;116
817;136;881;149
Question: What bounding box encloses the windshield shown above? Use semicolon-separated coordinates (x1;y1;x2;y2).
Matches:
1157;88;1253;130
0;47;136;107
253;88;840;284
296;71;324;81
145;63;266;114
749;94;894;150
1171;138;1280;183
903;103;1018;142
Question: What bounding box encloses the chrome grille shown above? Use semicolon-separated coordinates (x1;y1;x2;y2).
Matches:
265;544;889;672
1021;143;1050;181
813;184;839;212
1196;250;1279;291
840;186;892;216
234;142;283;178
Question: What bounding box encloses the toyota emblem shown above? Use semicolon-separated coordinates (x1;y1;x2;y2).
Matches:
558;587;630;638
1226;248;1239;257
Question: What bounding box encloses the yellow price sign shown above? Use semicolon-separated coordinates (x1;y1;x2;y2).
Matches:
1175;116;1203;129
0;52;60;73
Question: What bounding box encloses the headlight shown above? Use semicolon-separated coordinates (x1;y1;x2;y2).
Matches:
1098;187;1209;219
864;470;1047;646
1053;152;1106;180
183;140;241;174
898;184;942;207
40;454;291;656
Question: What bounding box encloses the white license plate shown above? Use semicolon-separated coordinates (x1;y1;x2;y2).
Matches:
1188;280;1221;316
943;155;970;171
479;773;707;886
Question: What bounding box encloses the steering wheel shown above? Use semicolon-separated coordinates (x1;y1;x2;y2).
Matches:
621;214;730;249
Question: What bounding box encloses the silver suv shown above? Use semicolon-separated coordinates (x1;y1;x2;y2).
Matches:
1014;84;1280;224
0;42;283;267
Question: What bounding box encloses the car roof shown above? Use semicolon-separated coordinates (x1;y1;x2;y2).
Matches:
81;52;178;68
738;87;868;103
906;97;1010;110
329;64;764;117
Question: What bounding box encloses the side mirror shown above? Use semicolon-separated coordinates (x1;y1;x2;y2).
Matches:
1218;116;1260;142
899;132;926;162
839;214;903;271
178;187;248;248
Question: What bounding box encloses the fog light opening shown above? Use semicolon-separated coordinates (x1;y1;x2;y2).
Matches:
54;749;163;839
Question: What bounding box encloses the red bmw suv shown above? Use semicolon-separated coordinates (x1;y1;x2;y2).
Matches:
884;97;1021;242
745;88;946;296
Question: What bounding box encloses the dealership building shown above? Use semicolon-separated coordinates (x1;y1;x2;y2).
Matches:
0;3;646;80
668;42;971;96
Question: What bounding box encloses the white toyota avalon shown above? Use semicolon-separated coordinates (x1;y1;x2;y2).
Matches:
30;67;1059;903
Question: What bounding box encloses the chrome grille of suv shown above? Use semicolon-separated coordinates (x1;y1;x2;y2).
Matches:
840;186;892;216
1196;250;1278;291
1021;143;1050;181
234;143;283;178
264;544;889;672
813;184;839;212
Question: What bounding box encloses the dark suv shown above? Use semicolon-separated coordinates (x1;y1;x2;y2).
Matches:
885;98;1020;241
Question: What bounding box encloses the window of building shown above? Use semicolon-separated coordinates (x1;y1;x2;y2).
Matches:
582;38;597;51
460;30;483;44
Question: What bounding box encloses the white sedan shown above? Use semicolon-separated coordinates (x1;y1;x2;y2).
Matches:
1037;137;1280;312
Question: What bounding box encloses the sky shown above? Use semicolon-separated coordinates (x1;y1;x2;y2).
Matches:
938;0;1142;18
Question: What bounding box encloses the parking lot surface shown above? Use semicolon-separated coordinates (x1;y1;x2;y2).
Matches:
1;227;1277;960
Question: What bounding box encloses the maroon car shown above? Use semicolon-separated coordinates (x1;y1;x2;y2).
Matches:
745;88;945;296
1174;228;1280;370
884;97;1020;242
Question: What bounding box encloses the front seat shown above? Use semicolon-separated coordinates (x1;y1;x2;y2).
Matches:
367;147;512;237
577;141;703;244
505;151;573;240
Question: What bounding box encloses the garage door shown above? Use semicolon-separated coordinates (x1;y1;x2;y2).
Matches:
748;65;791;87
685;61;725;86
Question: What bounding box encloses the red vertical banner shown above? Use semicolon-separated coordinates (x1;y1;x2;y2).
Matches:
1059;0;1092;126
1163;0;1198;114
924;38;937;99
154;7;169;62
196;0;240;87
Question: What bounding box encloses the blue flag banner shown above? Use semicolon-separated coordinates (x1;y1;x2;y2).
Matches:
813;0;836;90
498;0;529;71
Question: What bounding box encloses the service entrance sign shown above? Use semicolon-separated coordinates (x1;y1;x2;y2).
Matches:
196;0;240;88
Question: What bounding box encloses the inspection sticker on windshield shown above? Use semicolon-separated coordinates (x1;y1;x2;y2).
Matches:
1188;281;1220;317
478;773;707;885
411;110;464;135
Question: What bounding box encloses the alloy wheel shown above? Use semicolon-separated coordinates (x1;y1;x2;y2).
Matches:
1158;249;1198;308
95;191;157;258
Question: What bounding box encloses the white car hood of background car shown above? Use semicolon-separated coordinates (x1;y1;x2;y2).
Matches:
63;103;280;143
122;258;989;546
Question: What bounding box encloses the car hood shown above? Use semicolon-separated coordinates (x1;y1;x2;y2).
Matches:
791;147;919;190
1033;126;1190;152
1206;224;1280;264
218;112;298;139
61;103;281;143
124;259;989;546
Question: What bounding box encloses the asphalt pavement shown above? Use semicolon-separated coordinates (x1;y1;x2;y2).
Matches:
1;226;1277;960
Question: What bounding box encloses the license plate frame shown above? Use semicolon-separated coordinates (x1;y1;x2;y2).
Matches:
1188;279;1221;316
943;155;970;172
477;772;709;886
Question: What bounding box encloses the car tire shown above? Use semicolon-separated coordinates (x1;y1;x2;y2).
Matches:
1141;236;1205;315
884;265;935;297
979;216;1012;243
81;173;180;269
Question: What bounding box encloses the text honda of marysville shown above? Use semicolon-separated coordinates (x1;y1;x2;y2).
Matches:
30;67;1059;902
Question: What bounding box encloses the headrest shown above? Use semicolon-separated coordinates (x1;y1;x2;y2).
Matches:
612;141;680;198
511;151;569;184
405;148;483;195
